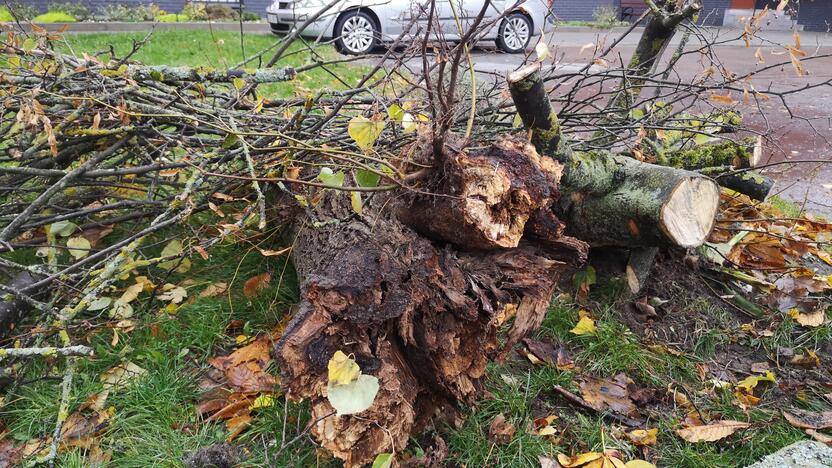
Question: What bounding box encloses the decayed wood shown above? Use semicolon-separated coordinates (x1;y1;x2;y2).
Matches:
0;271;41;336
275;136;586;467
508;63;719;248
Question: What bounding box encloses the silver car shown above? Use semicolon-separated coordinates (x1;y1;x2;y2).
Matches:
267;0;553;55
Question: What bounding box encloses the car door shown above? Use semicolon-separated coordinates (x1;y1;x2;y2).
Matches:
453;0;503;39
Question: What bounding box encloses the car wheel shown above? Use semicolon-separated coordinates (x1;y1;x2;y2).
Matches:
334;11;379;55
496;13;531;53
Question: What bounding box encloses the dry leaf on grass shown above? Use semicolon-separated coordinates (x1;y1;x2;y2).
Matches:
200;282;228;297
794;308;826;327
523;339;575;370
782;409;832;430
488;414;516;445
242;272;271;298
100;361;146;390
626;428;658;446
675;420;750;442
579;374;638;417
805;429;832;445
790;349;821;368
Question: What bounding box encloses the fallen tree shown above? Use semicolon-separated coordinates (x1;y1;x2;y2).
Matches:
0;0;823;465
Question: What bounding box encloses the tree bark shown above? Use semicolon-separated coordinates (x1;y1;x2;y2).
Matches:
275;136;586;467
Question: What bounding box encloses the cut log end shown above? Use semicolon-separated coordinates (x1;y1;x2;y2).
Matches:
660;177;720;248
507;63;541;86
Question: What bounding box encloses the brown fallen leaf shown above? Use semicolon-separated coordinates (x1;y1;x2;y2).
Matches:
242;272;271;298
225;413;252;442
539;455;561;468
488;414;516;445
675;420;751;442
200;282;228;298
790;349;821;368
579;374;638;417
795;308;826;327
783;409;832;430
806;429;832;445
750;362;770;373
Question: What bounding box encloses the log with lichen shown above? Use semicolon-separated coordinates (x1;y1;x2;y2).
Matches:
508;63;720;248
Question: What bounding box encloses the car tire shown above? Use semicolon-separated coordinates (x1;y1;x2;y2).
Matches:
496;13;532;53
334;11;379;55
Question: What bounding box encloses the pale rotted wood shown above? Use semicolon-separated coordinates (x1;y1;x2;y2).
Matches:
626;247;659;294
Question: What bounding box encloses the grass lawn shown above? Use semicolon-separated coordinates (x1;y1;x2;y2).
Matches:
56;30;368;98
0;29;829;468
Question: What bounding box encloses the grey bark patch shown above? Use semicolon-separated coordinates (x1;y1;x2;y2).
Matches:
745;440;832;468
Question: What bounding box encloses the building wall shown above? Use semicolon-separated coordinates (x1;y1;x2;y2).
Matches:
793;0;832;32
554;0;731;25
23;0;272;17
553;0;618;22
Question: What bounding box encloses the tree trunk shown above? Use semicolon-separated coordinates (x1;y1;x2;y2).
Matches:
508;63;719;248
275;136;586;467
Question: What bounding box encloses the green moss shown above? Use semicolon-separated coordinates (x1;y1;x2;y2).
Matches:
33;11;76;23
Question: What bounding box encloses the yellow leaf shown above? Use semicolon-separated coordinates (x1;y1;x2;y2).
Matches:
119;283;143;304
327;350;360;385
401;112;418;133
558;452;603;467
626;428;658;446
235;335;254;345
348;115;385;151
351;191;363;215
538;425;557;436
625;461;656;468
737;370;775;393
232;77;246;91
250;393;275;410
66;236;91;259
535;36;550;61
675;420;751;442
570;316;597;336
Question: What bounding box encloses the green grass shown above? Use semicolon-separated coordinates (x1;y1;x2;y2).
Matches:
33;11;77;23
56;30;367;98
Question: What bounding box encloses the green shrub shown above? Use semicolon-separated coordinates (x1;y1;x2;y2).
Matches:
157;13;188;23
3;2;38;20
592;5;625;28
181;2;208;21
33;11;77;23
47;2;91;20
204;4;235;20
0;7;14;22
100;3;164;22
241;11;261;22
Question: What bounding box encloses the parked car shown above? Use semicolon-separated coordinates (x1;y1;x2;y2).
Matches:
267;0;553;55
